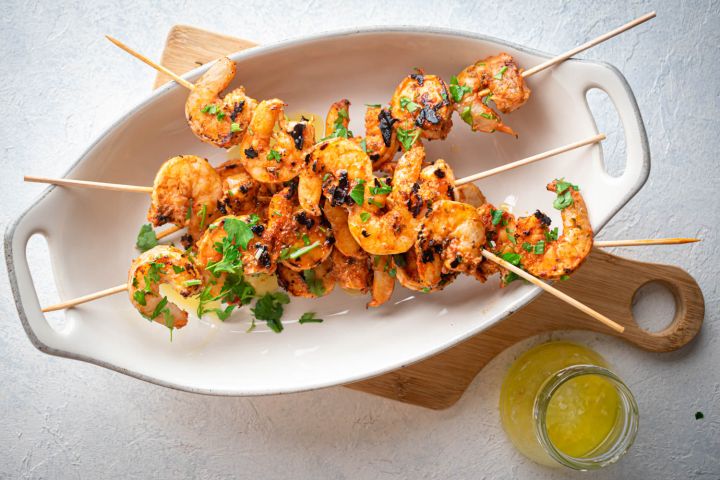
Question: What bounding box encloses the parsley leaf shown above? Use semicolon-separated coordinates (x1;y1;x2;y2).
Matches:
400;96;420;112
500;252;522;266
494;65;508;80
349;180;366;206
251;292;290;333
287;241;320;260
367;197;383;208
491;208;504;226
360;138;367;153
460;106;473;126
302;269;325;296
360;212;370;223
224;217;255;250
369;182;392;195
133;290;147;306
172;265;185;274
185;199;193;220
231;122;242;133
299;312;323;324
268;149;282;162
197;204;208;230
449;75;472;102
545;227;559;242
136;224;158;252
553;191;574;210
534;240;545;254
397;127;420;150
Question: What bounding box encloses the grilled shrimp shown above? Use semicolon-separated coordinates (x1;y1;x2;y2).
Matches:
364;105;399;168
368;255;395;307
323;203;364;258
475;53;531;114
415;200;486;286
325;99;352;139
515;180;593;280
215;160;269;217
239;99;315;183
347;144;426;255
195;214;273;296
299;138;374;216
277;259;335;298
331;249;372;293
391;71;453;142
453;53;530;135
148;155;223;246
185;57;257;148
455;183;487;207
266;187;334;272
418;159;457;210
128;245;202;330
393;249;453;293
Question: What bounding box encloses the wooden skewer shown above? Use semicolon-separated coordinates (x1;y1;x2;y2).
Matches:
42;284;128;313
157;225;183;239
455;133;605;186
595;238;700;247
26;132;604;194
24;175;152;193
105;35;195;90
481;250;624;333
476;12;656;98
40;237;699;314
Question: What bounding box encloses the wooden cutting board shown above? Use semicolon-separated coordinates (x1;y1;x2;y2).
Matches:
154;25;705;410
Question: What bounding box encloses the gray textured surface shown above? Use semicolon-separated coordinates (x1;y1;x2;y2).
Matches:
2;0;719;478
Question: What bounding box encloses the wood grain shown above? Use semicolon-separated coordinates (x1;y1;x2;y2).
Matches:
156;25;705;410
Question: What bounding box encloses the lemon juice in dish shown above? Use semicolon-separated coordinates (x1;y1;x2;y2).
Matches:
499;341;638;470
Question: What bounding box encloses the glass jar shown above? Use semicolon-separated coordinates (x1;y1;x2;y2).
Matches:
499;341;639;470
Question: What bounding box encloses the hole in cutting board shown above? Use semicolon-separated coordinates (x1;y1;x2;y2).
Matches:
26;234;68;334
586;88;626;177
631;281;677;333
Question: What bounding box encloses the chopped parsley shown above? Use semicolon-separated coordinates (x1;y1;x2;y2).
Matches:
400;96;420;112
522;242;533;252
302;269;325;296
506;228;517;245
494;66;508;80
479;112;496;120
185;199;193;220
299;312;323;324
397;127;420;150
231;122;242;133
184;279;202;287
388;267;397;278
135;224;158;252
534;240;545;254
460;106;473;126
201;104;226;120
491;208;504;226
251;292;290;333
172;265;185;274
369;181;392;195
349;179;366;205
560;275;570;281
449;75;472;102
500;252;522;266
360;212;371;223
321;109;353;140
289;241;320;260
301;233;311;246
197;204;208;230
545;227;559;242
267;149;282;162
360;138;367;153
553;190;574;210
483;92;493;106
367;197;383;208
133;290;147;306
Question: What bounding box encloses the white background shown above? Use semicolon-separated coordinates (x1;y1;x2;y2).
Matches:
1;1;718;478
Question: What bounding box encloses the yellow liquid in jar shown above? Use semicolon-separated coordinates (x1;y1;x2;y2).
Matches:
499;341;620;466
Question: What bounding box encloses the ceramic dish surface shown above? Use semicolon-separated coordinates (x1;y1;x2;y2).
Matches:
6;27;649;395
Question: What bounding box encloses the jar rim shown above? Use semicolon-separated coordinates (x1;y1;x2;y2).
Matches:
533;364;639;471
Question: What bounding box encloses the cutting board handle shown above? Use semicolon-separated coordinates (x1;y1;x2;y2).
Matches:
593;251;705;352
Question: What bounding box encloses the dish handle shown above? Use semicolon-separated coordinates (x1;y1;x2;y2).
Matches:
4;207;72;354
574;61;651;199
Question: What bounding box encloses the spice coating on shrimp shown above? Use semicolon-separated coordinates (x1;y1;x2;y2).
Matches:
185;57;257;148
128;245;202;330
148;155;223;246
391;72;453;142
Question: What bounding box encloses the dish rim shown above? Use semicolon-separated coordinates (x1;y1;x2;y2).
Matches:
5;24;650;397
